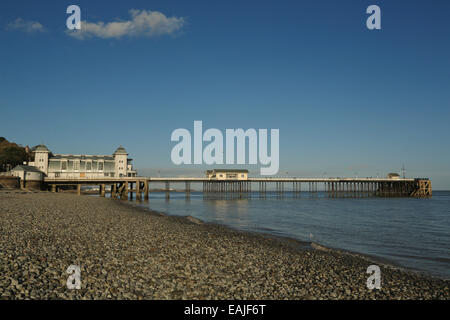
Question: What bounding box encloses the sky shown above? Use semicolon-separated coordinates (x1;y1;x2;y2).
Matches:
0;0;449;188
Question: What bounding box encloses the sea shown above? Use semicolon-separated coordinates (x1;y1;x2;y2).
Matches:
125;190;450;279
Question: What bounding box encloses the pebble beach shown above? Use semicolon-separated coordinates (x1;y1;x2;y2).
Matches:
0;190;448;300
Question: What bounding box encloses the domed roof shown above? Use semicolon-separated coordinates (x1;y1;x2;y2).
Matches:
114;145;128;155
34;144;50;152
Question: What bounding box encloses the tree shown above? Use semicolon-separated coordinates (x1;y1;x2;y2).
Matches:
0;138;28;172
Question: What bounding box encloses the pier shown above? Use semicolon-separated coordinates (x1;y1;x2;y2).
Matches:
44;177;432;199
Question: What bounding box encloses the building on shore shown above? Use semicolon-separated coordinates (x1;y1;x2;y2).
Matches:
10;164;45;189
206;169;248;180
26;145;137;179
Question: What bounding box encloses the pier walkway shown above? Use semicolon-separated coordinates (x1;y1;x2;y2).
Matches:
44;177;432;200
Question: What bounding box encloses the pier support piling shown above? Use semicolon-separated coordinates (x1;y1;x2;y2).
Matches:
136;180;141;200
100;184;106;197
144;180;149;200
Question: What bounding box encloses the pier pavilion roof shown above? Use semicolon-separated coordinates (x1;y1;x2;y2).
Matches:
50;154;114;161
33;144;50;152
206;169;249;173
113;146;128;155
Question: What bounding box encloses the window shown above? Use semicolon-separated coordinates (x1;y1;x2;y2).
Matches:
86;162;92;170
74;161;79;171
98;162;104;171
61;161;67;170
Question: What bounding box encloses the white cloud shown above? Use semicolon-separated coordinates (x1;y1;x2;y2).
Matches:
67;9;185;40
7;18;46;33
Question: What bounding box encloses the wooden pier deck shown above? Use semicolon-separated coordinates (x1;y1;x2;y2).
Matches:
44;177;432;199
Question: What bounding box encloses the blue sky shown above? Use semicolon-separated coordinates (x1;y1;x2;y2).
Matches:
1;0;449;188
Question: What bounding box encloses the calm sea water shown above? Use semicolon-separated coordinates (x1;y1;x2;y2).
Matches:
129;191;450;279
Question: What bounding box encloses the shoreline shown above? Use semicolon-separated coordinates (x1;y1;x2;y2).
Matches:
0;190;448;299
125;194;448;282
107;198;449;287
159;209;445;282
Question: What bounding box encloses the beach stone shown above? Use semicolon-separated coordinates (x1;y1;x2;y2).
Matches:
0;191;448;300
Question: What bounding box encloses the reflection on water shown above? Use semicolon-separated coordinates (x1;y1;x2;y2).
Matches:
130;191;450;279
205;198;250;228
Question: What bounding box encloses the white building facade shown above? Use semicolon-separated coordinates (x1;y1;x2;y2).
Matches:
11;165;45;182
206;169;248;180
28;145;137;179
